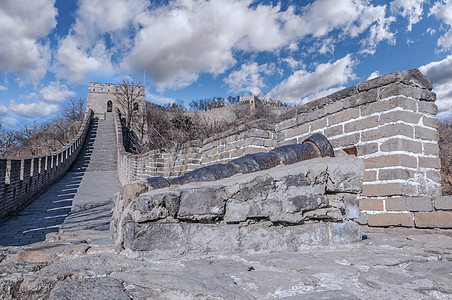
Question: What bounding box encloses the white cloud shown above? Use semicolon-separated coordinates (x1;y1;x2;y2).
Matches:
420;55;452;121
281;57;303;71
419;55;452;85
40;81;76;103
301;0;395;54
429;0;452;50
55;0;147;85
224;63;274;94
129;0;394;91
2;117;17;128
391;0;426;31
367;71;380;80
56;36;114;85
299;86;345;106
0;0;56;81
0;85;7;91
146;89;177;105
9;100;58;119
268;55;355;103
0;104;7;116
71;0;148;50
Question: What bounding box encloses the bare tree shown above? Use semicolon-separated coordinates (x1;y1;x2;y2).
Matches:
114;77;145;129
60;96;86;122
0;119;16;157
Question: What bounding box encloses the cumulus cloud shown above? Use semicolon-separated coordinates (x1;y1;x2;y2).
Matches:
9;100;58;119
0;0;56;81
429;0;452;50
146;89;177;106
55;0;147;85
129;0;393;90
72;0;148;48
0;104;7;116
40;81;76;103
367;71;381;80
268;55;355;103
1;117;17;128
224;63;275;95
0;85;7;91
56;36;114;85
391;0;426;31
420;55;452;121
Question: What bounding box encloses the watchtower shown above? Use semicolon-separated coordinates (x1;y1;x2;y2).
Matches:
86;82;145;119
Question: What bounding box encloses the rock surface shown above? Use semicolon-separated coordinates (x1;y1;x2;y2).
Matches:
112;157;365;252
1;228;451;299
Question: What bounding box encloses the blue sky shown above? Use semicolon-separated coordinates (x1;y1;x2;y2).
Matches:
0;0;452;128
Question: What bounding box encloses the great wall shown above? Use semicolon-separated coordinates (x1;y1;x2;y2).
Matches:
0;69;451;299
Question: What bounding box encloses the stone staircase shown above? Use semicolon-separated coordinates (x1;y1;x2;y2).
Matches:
60;113;121;235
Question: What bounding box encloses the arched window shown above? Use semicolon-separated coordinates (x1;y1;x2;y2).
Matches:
107;100;113;112
133;102;139;111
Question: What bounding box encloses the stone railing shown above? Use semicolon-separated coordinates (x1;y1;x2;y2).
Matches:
0;110;93;220
113;69;451;228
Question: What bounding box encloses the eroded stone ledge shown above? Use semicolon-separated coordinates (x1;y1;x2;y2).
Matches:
111;156;364;254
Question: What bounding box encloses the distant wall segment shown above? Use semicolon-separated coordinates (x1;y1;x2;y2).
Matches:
114;69;450;228
0;110;93;221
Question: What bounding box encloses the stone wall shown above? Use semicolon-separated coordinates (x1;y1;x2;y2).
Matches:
114;69;451;228
0;110;93;221
111;156;364;255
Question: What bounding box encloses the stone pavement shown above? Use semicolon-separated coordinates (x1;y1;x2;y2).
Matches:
0;227;451;299
0;113;120;247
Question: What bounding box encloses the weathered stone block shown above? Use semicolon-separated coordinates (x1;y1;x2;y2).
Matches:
380;138;422;153
330;221;362;243
434;196;452;210
311;117;328;131
362;182;417;197
328;108;359;126
325;157;364;193
417;101;438;115
379;168;414;180
359;199;383;211
385;197;433;212
285;123;309;139
344;116;378;133
329;133;360;148
178;188;227;220
363;170;377;181
360;97;417;117
324;124;344;138
418;157;441;169
358;143;379;156
361;123;414;142
275;118;297;131
379;110;422;125
423;116;439;129
423;142;440;156
368;213;414;227
364;154;417;169
415;211;452;228
415;126;439;141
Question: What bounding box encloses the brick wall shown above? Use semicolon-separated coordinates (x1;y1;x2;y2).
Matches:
114;69;449;228
0;110;93;221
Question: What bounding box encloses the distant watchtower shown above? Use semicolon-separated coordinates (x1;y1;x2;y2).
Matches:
87;82;145;119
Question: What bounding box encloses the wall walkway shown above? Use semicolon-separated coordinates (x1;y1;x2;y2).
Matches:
0;112;121;246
